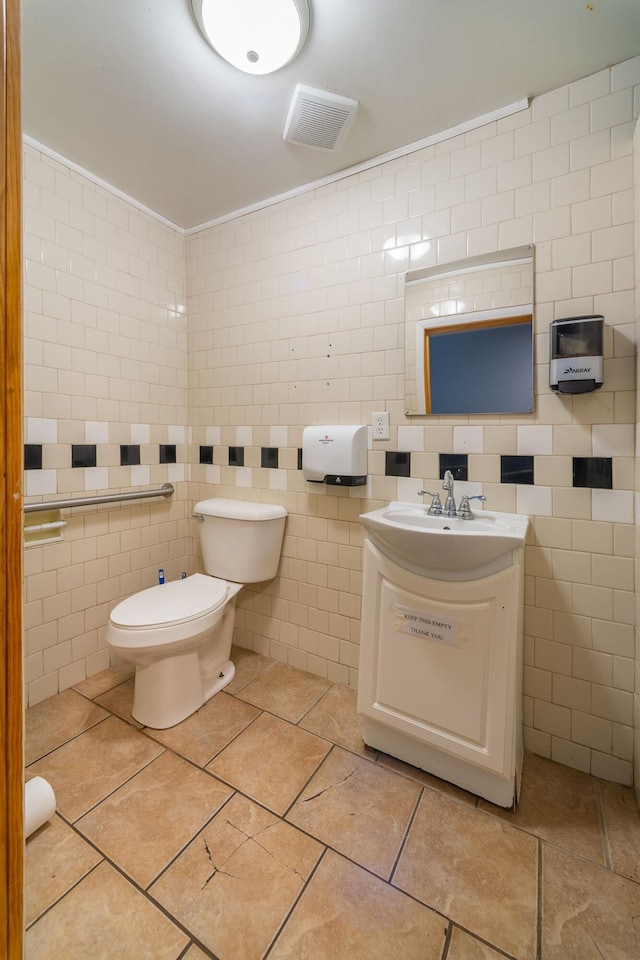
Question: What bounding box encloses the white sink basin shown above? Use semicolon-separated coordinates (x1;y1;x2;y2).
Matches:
360;502;528;574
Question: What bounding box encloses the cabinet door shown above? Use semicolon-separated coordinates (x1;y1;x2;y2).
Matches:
358;540;520;777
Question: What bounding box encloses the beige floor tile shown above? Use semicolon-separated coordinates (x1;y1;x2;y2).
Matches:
479;752;605;864
24;814;102;927
236;661;331;722
73;664;135;699
377;752;478;804
146;691;260;767
149;793;323;960
25;689;109;765
600;779;640;882
182;947;211;960
394;790;538;960
541;842;640;958
446;927;507;959
286;746;421;879
27;715;164;821
225;644;274;693
207;711;330;815
299;682;372;756
270;849;448;960
95;678;142;727
26;860;188;960
75;752;233;888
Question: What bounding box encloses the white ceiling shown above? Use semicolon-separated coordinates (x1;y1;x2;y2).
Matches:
22;0;640;230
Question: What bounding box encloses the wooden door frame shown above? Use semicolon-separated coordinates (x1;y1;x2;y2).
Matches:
1;0;24;956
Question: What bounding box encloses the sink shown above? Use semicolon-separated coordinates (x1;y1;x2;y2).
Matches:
360;501;529;574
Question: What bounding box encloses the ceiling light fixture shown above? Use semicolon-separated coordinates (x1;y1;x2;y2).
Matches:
191;0;310;75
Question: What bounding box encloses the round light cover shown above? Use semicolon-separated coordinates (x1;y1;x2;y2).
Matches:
192;0;310;75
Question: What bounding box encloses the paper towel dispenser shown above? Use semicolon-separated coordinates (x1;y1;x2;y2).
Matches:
302;425;367;486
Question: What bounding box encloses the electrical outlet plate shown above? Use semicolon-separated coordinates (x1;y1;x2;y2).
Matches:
372;411;390;440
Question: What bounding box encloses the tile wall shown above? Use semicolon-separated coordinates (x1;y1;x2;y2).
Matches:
22;57;640;786
23;143;190;705
188;58;640;786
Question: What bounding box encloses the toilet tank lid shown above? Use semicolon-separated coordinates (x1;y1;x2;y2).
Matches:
194;498;287;521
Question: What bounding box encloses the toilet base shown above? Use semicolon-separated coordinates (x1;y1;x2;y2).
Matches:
132;653;235;729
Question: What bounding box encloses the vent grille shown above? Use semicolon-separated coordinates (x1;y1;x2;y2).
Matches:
283;84;358;152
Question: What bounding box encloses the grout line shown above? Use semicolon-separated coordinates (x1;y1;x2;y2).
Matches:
536;837;543;960
144;789;238;891
24;856;105;931
594;778;613;870
25;711;112;768
388;785;424;886
281;742;336;820
295;679;336;726
261;847;329;960
440;922;453;959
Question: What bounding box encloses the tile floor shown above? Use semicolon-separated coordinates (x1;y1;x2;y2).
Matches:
24;647;640;960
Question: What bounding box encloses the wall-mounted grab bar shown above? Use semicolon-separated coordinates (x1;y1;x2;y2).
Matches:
24;483;175;514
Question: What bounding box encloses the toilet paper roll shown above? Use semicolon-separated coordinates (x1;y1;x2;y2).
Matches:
24;776;56;839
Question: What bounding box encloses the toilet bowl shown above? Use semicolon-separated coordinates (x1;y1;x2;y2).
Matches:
106;498;287;728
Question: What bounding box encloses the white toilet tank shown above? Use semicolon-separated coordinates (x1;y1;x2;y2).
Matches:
194;498;287;583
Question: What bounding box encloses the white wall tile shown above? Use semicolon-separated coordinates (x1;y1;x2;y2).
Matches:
130;465;150;487
517;425;553;455
27;417;57;444
85;421;109;444
453;426;483;454
517;485;552;517
236;426;253;446
592;489;634;523
130;423;150;444
592;423;634;456
84;467;109;491
25;469;57;497
397;426;425;451
270;425;288;447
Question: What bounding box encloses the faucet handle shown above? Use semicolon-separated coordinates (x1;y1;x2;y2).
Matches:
457;494;487;519
417;490;443;515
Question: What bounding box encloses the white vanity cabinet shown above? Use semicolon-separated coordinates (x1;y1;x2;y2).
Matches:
357;537;526;807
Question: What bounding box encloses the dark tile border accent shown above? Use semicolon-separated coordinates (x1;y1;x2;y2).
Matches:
159;444;177;464
572;457;612;489
72;444;97;468
229;446;244;467
440;453;468;481
385;451;411;478
24;444;43;470
199;445;214;465
500;455;534;485
298;448;303;470
120;444;141;467
261;447;279;469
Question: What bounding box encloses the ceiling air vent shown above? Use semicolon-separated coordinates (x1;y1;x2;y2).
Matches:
283;84;359;152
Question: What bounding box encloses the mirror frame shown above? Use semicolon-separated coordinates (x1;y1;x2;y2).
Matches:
404;245;534;417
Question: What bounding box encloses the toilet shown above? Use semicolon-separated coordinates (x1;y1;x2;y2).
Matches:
106;498;287;729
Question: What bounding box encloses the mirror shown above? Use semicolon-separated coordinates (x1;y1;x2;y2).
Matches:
404;245;534;416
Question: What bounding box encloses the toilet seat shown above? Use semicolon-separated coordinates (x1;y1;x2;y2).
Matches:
110;573;228;630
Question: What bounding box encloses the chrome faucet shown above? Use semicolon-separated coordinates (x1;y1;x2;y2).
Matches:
418;475;487;519
442;470;456;517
